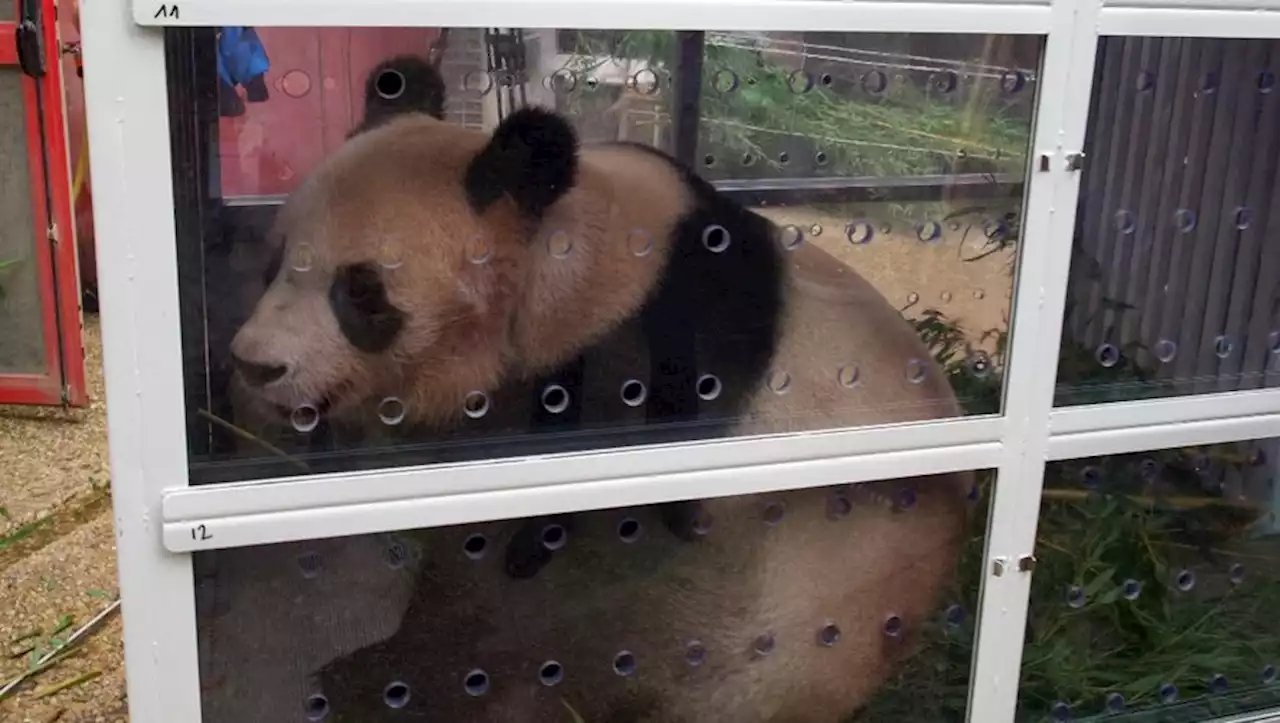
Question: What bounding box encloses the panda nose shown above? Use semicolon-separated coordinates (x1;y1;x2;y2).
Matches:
233;355;288;387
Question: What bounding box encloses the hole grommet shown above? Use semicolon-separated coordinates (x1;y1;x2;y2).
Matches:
538;661;564;687
541;385;570;414
696;374;722;401
612;650;637;676
305;694;330;721
463;533;488;560
541;524;567;551
375;68;406;100
464;669;490;697
383;681;411;709
702;224;731;253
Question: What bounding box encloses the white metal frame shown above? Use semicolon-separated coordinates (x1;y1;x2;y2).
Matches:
79;0;1280;719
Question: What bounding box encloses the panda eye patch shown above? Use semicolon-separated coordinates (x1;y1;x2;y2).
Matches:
329;262;406;353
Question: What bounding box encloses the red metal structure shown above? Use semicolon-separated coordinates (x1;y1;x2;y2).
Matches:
0;0;85;406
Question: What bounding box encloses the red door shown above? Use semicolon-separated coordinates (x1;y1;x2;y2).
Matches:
0;0;85;406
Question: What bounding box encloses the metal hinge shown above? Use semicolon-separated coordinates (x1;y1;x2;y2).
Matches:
1065;152;1086;172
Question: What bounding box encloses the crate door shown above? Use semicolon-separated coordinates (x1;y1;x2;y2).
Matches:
0;0;85;406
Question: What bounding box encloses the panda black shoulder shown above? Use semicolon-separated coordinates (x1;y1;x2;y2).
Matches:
601;141;789;430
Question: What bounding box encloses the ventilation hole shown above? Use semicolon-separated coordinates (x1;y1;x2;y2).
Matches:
684;640;707;666
1066;585;1085;608
547;231;573;258
463;533;487;560
1105;692;1125;714
1050;702;1070;722
762;502;786;525
814;150;828;166
817;622;841;647
1263;664;1277;684
305;694;330;721
1154;339;1177;363
1229;563;1246;585
973;288;986;300
819;72;833;87
466;236;491;264
1214;335;1234;359
702;225;730;253
753;633;776;655
906;292;919;306
541;524;567;551
1210;674;1229;694
766;370;791;395
703;153;716;168
617;517;642;543
377;397;406;426
1175;208;1198;232
383;538;409;569
777;151;791;165
585;77;599;91
691;508;715;536
1080;465;1102;488
463;70;493;94
544;69;577;93
940;290;953;303
375;239;403;269
298;551;322;579
861;69;888;94
809;223;823;237
1113;209;1136;234
463;391;490;419
612;651;637;676
383;681;410;709
788;69;814;93
1200;71;1220;94
846;221;874;246
696;374;722;401
740;152;756;167
778;225;804;250
1136;70;1155;91
632;68;659;95
464;669;490;697
916;220;942;243
627;229;653;257
1175;569;1196;591
1094;343;1120;368
967;351;993;378
933;71;958;93
712;69;738;93
620;379;647;408
1234;206;1253;230
837;364;861;388
895;488;917;510
1121;579;1142;600
1000;70;1027;93
826;493;852;520
291;404;320;433
375;68;406;100
291;242;315;272
1159;683;1179;704
538;661;564;687
882;615;903;638
944;605;966;627
1259;70;1277;93
905;359;927;384
541;384;570;414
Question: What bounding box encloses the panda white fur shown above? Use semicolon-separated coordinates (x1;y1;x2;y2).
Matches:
213;56;974;723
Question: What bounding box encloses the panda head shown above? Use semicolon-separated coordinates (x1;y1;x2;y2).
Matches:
229;56;590;428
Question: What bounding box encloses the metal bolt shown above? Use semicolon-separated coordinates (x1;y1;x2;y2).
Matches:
1038;153;1052;172
991;556;1009;577
1018;554;1037;572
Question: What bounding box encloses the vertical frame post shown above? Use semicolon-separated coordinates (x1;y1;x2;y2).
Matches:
965;1;1102;721
79;0;202;718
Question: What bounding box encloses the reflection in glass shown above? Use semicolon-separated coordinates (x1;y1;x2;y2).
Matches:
1058;36;1280;405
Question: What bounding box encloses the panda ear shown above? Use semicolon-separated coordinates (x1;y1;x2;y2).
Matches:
464;107;579;220
351;55;446;137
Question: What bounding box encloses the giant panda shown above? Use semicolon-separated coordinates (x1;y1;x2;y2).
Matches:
211;56;975;723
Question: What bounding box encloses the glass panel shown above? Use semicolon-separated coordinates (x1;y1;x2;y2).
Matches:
167;27;1040;484
0;67;48;375
1018;440;1280;721
194;470;992;722
1056;37;1280;406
